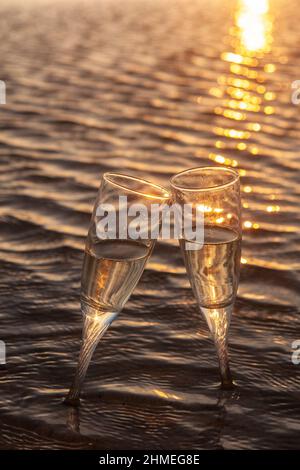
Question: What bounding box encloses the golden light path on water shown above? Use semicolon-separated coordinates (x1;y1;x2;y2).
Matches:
208;0;281;264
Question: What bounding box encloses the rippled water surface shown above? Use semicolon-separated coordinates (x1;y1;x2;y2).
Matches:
0;0;300;449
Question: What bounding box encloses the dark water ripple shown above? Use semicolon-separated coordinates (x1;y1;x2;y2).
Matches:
0;0;300;449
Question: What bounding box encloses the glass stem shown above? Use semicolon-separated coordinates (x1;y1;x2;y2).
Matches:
215;329;233;389
64;303;118;406
200;304;234;389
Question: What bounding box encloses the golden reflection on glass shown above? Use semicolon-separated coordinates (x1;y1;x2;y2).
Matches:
206;0;282;246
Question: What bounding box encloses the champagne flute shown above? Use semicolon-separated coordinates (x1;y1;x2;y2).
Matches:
170;167;241;389
65;173;169;406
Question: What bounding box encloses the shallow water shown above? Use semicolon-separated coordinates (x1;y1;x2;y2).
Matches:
0;0;300;449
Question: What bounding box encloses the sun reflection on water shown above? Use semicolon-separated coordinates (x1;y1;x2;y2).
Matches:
207;0;281;244
236;0;272;53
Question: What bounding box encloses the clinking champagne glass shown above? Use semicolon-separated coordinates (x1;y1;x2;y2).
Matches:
65;173;170;406
170;167;241;389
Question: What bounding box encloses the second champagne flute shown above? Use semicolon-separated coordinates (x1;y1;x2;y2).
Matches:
65;173;170;405
170;167;241;389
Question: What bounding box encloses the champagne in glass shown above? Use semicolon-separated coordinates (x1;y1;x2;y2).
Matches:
65;173;169;406
171;167;241;389
81;239;151;315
